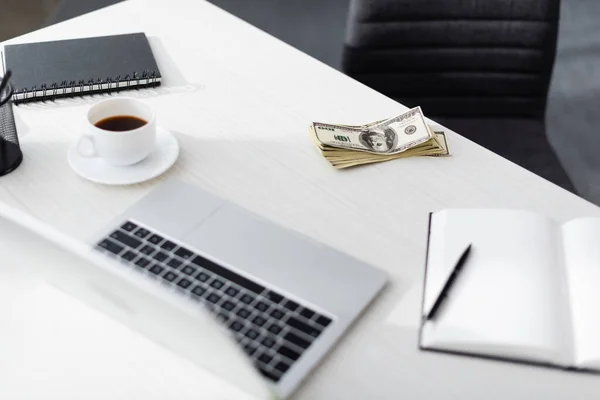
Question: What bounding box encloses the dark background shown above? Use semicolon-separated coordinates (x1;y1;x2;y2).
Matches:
2;0;599;204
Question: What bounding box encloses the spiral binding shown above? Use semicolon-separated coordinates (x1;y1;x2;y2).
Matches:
13;69;160;103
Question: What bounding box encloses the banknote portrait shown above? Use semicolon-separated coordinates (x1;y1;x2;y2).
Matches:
359;127;398;153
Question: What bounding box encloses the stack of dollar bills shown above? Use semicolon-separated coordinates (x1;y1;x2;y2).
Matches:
308;107;450;169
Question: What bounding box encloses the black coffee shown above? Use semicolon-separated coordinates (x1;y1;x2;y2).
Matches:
95;115;147;132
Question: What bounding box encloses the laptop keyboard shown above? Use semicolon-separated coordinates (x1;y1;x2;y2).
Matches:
95;221;333;382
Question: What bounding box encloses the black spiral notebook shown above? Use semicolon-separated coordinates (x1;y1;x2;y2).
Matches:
2;32;162;103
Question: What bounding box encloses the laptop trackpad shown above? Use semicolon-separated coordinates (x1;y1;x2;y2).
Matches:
182;205;329;304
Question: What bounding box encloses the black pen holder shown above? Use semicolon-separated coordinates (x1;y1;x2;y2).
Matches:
0;82;22;176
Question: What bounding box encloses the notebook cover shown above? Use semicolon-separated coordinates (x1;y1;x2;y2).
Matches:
3;32;161;100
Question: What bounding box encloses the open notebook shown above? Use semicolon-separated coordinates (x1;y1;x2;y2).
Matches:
420;209;600;371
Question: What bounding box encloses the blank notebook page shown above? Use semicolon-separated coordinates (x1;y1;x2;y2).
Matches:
562;218;600;369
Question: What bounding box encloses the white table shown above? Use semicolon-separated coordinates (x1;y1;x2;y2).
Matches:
2;0;600;398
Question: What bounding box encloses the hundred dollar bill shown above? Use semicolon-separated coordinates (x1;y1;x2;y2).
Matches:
328;133;450;169
314;135;443;157
326;140;446;161
311;107;432;155
310;130;449;169
309;126;448;157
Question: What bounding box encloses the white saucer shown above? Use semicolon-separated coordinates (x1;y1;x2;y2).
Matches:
68;127;180;185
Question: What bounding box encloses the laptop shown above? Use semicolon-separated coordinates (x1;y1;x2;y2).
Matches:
2;179;387;398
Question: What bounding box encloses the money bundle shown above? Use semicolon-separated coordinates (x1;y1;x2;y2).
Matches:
308;107;450;169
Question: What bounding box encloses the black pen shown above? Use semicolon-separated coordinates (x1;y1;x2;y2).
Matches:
426;243;472;321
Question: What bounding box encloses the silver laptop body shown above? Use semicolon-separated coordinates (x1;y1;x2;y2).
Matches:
89;179;388;398
0;199;271;400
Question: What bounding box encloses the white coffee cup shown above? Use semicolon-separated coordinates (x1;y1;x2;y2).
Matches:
78;98;156;166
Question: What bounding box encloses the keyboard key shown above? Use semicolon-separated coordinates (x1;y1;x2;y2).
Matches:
120;250;137;262
277;345;301;361
300;308;315;320
316;315;332;327
140;245;156;255
217;312;229;323
270;309;284;320
160;240;177;251
287;317;322;338
133;228;150;239
274;361;290;374
283;300;299;311
153;251;169;262
261;336;276;348
230;321;244;332
236;308;251;319
204;304;215;313
121;221;137;232
265;291;284;304
177;278;192;289
207;293;221;304
255;302;269;312
149;265;164;275
225;287;240;297
196;271;210;282
252;316;267;327
109;231;142;249
191;286;206;297
240;294;254;304
233;332;246;343
267;324;283;335
258;368;279;382
182;265;197;276
175;247;194;260
258;353;273;365
163;271;178;282
244;344;258;356
167;258;183;269
98;239;124;255
135;257;151;268
246;329;259;340
222;301;235;311
192;256;265;294
210;279;224;290
283;331;310;349
147;234;164;245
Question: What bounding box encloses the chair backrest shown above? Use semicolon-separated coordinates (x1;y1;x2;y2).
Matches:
342;0;560;118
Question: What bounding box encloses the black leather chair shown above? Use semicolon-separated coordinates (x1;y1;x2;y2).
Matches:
342;0;575;193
